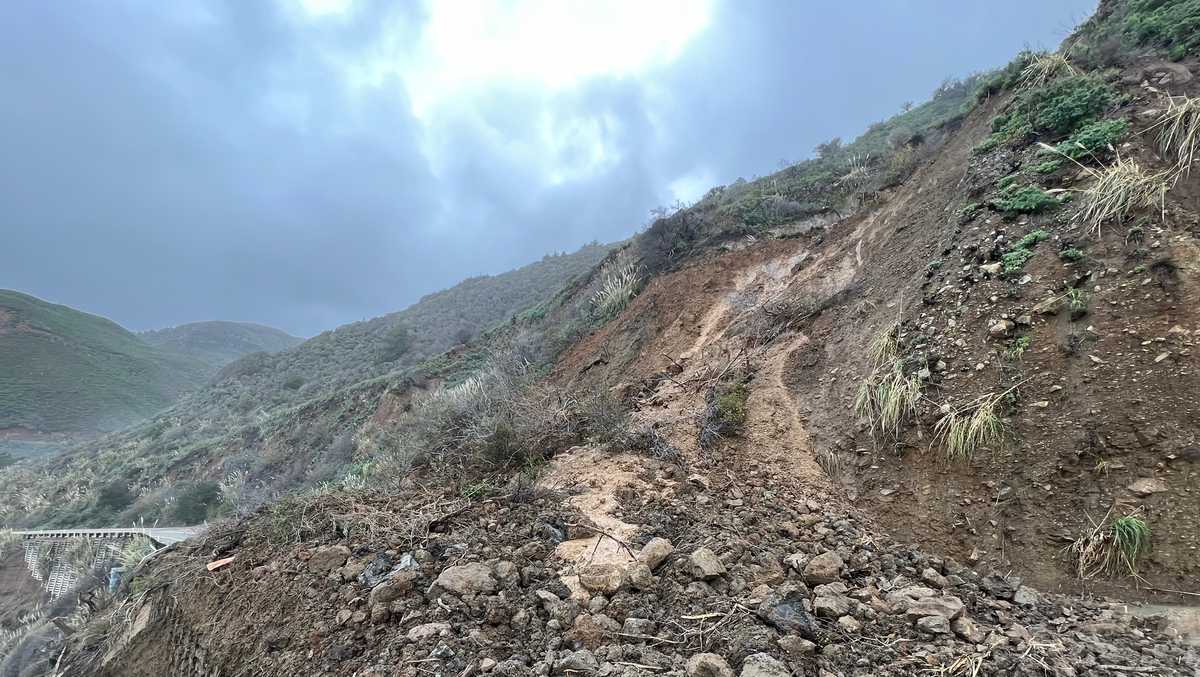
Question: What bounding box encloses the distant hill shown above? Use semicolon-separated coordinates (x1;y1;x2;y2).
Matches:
212;243;614;397
140;321;302;371
0;290;208;433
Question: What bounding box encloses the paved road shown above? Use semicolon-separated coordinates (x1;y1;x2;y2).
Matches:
16;525;208;546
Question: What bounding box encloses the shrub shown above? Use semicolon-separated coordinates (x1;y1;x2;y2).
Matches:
975;51;1035;102
991;185;1059;214
96;479;134;513
1048;118;1129;163
1060;247;1085;262
1033;158;1064;174
984;75;1116;149
377;323;413;363
282;374;306;390
1001;229;1050;274
172;481;221;524
1126;0;1200;59
1067;288;1089;319
1004;335;1032;361
699;375;750;448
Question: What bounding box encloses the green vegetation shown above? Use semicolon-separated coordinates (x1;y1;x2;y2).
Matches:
1048;118;1128;161
991;185;1060;215
0;289;209;433
1067;289;1090;318
1033;158;1064;174
139;321;301;372
978;75;1116;151
1004;335;1033;361
855;322;923;436
699;373;751;447
172;481;221;523
958;202;983;223
1000;229;1051;274
590;261;640;319
974;51;1035;102
1126;0;1200;59
1060;247;1085;262
1071;511;1152;579
377;323;413;363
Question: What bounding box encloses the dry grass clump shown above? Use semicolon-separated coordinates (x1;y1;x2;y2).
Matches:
1079;157;1170;236
1020;52;1078;88
855;361;922;435
1150;95;1200;177
114;535;158;569
932;392;1006;463
1069;510;1152;579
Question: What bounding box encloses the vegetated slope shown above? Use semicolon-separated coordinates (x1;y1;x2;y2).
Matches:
7;2;1200;675
0;290;207;434
139;321;302;372
0;243;613;529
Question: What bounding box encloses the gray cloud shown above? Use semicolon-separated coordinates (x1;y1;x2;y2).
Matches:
0;0;1094;336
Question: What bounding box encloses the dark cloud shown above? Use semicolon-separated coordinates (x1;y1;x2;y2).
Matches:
0;0;1094;336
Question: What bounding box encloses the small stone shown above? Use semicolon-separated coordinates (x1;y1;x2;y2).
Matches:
1015;314;1032;326
369;571;418;605
638;537;675;570
989;320;1015;338
837;615;862;633
777;635;817;655
739;653;790;677
1012;586;1040;607
627;563;654;590
921;567;948;589
813;594;852;618
307;545;350;574
1127;477;1168;496
1155;351;1170;363
480;658;497;672
435;562;497;595
407;622;450;642
685;652;734;677
916;615;951;634
952;616;986;643
688;548;727;580
758;590;819;639
905;596;965;621
556;650;599;675
980;263;1002;275
578;563;626;595
803;551;844;585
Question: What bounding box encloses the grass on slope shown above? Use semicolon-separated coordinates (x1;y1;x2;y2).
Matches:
0;290;207;433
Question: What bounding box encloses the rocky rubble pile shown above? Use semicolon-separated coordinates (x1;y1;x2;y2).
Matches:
92;461;1196;677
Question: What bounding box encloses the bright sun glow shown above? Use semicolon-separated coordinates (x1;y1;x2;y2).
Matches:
389;0;712;118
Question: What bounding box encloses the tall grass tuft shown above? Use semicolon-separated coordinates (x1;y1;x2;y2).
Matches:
856;361;922;435
1020;52;1078;88
933;392;1006;463
1079;157;1171;237
1069;510;1151;579
1150;95;1200;177
114;535;157;569
591;262;640;319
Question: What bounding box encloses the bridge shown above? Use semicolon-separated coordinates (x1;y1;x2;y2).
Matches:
16;526;207;598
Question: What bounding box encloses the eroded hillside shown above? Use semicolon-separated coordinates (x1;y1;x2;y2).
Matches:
4;1;1200;675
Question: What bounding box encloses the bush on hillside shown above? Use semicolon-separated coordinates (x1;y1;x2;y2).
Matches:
1126;0;1200;59
982;75;1116;150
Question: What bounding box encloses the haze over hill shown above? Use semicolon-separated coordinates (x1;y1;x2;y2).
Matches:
140;321;302;372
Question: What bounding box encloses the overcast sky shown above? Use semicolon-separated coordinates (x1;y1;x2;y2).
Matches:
1;0;1095;337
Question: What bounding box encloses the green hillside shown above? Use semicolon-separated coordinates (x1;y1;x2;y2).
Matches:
0;290;207;433
140;321;302;371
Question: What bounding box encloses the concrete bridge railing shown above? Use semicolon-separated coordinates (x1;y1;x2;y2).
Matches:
16;526;206;598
